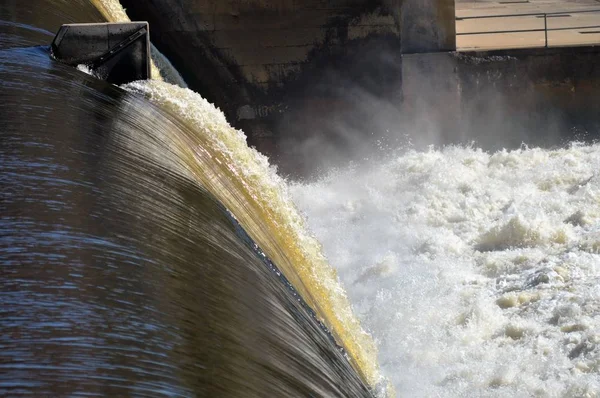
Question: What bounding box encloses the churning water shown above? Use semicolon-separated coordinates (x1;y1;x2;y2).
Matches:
292;144;600;397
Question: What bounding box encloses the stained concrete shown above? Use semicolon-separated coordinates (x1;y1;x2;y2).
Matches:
401;0;456;53
402;45;600;149
119;1;419;172
120;0;600;176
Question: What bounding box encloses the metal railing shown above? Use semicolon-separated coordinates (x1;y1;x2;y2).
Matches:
456;8;600;48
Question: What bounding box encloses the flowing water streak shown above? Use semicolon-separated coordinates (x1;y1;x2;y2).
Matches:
86;0;386;389
292;144;600;397
0;0;379;392
121;80;387;391
0;45;372;396
89;0;187;88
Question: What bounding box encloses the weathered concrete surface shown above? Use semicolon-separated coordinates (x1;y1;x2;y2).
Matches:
401;46;600;149
401;0;456;53
51;22;150;84
119;0;415;174
118;0;600;177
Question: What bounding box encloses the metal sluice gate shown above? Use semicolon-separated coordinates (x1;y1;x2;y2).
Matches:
51;22;150;84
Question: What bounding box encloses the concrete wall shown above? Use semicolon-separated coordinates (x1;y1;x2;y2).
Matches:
116;1;600;176
401;46;600;149
401;0;456;53
120;0;458;175
121;2;400;111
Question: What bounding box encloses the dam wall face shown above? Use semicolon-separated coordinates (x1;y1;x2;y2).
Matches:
120;1;599;174
402;46;600;149
119;0;456;174
401;0;456;53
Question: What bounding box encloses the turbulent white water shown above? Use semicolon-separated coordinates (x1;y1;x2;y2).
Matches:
292;144;600;397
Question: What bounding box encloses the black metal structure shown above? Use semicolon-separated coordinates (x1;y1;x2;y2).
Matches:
51;22;150;84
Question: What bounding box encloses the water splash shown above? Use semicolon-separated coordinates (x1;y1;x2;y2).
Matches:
292;143;600;397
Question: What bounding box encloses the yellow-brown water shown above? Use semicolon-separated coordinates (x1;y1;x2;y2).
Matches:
0;0;387;395
92;0;385;389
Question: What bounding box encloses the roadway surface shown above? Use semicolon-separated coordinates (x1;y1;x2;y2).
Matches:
456;0;600;50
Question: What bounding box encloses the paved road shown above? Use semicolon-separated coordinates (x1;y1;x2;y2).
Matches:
456;0;600;50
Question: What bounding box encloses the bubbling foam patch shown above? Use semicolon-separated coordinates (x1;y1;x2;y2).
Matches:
292;144;600;397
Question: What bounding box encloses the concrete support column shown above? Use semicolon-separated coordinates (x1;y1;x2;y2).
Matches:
401;0;456;53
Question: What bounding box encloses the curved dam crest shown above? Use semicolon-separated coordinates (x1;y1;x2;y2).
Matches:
0;0;389;395
0;37;371;398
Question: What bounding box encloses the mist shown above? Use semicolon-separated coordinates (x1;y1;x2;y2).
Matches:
274;47;595;180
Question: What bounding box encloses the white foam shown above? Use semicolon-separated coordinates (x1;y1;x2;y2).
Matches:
291;143;600;397
76;64;95;76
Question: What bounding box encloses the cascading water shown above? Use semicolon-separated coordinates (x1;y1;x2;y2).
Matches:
84;3;386;389
0;48;372;397
0;0;387;396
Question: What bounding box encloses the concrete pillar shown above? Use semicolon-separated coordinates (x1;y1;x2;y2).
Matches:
401;0;456;53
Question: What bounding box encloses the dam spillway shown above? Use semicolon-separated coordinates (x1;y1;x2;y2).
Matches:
2;0;600;397
0;0;383;396
0;47;369;394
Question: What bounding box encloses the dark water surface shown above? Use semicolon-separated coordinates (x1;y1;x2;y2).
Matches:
0;2;371;396
0;0;104;49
